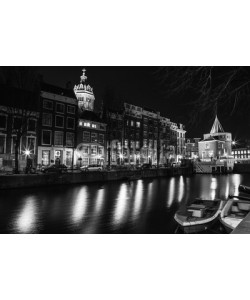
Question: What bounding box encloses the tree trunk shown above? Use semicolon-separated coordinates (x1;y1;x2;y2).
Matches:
14;137;20;174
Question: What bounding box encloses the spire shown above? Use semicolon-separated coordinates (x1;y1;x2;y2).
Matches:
80;68;87;83
210;115;224;134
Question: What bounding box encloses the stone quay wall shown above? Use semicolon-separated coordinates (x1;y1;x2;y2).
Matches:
0;167;193;190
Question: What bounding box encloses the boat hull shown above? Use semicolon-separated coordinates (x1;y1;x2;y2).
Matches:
178;219;217;234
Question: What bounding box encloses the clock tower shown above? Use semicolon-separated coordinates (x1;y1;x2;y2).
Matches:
74;68;95;111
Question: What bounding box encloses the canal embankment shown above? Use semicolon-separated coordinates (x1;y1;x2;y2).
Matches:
0;166;193;189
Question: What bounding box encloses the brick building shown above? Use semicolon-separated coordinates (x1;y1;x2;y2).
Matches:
37;83;78;167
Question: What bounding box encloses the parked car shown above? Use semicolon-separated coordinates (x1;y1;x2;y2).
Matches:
80;164;103;172
42;164;68;174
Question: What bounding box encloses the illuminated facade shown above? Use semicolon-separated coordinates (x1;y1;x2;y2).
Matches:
103;102;185;166
198;116;232;160
185;138;200;158
74;69;106;166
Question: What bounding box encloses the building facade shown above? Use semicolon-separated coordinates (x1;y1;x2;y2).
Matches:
74;69;106;166
103;101;185;166
198;116;232;160
0;84;39;171
37;83;78;167
185;138;200;158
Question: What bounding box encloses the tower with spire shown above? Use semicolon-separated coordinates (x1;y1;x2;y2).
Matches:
74;68;95;112
198;115;232;160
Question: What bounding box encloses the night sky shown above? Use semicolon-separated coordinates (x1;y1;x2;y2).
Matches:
38;67;249;141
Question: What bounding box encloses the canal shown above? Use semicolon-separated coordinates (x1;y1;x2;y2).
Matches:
0;173;249;233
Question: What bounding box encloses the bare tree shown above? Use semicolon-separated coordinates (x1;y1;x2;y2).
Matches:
154;67;250;126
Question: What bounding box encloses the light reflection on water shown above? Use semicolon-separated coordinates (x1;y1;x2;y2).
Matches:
0;173;248;233
15;197;38;233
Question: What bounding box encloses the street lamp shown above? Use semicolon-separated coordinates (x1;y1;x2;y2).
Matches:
24;149;31;174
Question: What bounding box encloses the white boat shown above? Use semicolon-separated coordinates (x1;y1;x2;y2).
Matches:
174;198;225;234
220;196;250;233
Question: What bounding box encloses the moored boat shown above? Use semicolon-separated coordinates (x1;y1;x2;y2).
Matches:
220;195;250;233
238;184;250;195
174;198;225;234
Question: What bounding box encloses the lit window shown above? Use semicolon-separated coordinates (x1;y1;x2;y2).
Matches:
131;120;134;126
91;145;97;155
91;133;98;143
92;124;97;128
84;122;90;127
136;121;140;128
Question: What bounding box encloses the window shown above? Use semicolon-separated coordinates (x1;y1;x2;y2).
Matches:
65;151;72;166
54;131;63;146
131;120;134;126
90;158;97;164
91;145;97;155
92;124;97;128
0;114;7;130
99;134;104;144
91;133;98;143
56;103;65;113
42;113;52;126
42;150;50;166
28;119;36;132
205;143;209;149
136;121;140;128
0;135;6;154
82;158;89;166
99;147;104;155
13;117;22;130
27;137;36;154
67;117;75;129
83;131;90;142
84;122;90;127
143;139;147;147
66;132;74;147
131;141;135;149
55;115;64;128
143;131;147;137
67;105;75;114
42;130;51;145
81;145;89;154
43;100;53;110
124;140;128;148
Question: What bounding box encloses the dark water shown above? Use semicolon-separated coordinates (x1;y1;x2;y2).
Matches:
0;174;249;234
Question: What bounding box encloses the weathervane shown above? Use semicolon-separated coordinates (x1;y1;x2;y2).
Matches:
80;68;87;83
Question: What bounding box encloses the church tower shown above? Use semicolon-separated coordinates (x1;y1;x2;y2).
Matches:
74;68;95;111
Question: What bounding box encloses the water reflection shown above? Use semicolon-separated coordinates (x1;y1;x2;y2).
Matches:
113;183;129;227
15;197;38;233
132;180;143;221
1;173;249;233
167;178;175;208
177;176;185;202
72;186;89;225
